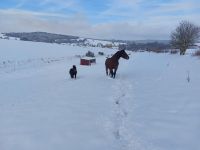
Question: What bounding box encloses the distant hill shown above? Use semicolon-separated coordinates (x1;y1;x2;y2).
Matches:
2;32;123;48
1;32;171;52
4;32;79;44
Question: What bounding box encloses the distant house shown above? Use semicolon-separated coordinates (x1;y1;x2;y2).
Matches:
80;57;96;66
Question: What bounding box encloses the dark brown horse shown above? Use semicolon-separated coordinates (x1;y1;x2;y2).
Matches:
105;50;129;78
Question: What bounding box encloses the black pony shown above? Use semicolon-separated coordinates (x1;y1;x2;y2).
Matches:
105;50;129;78
69;65;77;79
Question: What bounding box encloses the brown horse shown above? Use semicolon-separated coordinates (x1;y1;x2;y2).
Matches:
105;50;129;78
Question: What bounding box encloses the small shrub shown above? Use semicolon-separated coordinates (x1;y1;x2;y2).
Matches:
193;50;200;57
98;52;104;55
170;49;179;54
75;55;81;58
86;51;95;57
152;49;164;53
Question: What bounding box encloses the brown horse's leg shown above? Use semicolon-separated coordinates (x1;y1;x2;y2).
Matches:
110;69;114;78
113;66;118;78
105;66;108;76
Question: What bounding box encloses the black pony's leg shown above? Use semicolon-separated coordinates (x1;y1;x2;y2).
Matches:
70;73;73;78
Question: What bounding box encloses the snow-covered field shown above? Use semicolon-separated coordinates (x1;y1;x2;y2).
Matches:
0;39;200;150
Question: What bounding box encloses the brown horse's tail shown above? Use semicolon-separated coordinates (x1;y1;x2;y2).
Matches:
105;59;108;76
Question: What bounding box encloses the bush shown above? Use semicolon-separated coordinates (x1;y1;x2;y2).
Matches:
98;52;104;55
151;49;165;53
86;51;95;57
170;49;179;54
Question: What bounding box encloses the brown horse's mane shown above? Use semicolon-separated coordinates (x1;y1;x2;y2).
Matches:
111;50;124;60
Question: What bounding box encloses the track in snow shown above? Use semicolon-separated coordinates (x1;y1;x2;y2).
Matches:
107;76;146;150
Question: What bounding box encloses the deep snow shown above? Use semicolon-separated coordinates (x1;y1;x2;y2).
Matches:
0;39;200;150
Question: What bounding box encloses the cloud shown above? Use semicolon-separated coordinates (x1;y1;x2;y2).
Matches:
90;21;170;40
39;0;81;12
146;0;200;16
100;0;200;19
0;9;160;40
0;0;200;40
100;0;142;18
0;9;91;36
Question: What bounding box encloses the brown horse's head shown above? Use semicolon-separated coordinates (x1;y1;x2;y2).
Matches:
120;50;129;60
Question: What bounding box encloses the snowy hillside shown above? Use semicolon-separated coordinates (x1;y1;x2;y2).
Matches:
80;38;121;47
0;38;200;150
1;32;123;48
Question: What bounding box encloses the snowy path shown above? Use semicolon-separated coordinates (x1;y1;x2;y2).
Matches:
110;77;141;150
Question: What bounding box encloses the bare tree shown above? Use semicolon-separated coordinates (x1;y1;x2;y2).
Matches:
170;20;200;55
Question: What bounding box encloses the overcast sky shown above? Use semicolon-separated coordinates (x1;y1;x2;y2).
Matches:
0;0;200;40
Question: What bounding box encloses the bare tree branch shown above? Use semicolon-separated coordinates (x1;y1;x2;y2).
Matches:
170;20;200;55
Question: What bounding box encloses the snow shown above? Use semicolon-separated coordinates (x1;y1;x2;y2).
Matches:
195;42;200;46
0;38;200;150
82;38;123;47
0;33;6;39
0;34;20;40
